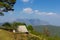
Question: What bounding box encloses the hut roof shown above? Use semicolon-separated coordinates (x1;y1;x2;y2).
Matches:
17;25;28;32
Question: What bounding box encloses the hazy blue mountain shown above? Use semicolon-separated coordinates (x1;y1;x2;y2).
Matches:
16;19;49;26
28;19;49;26
16;19;31;25
0;23;3;25
33;25;60;36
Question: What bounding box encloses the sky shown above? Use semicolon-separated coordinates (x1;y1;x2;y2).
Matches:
0;0;60;26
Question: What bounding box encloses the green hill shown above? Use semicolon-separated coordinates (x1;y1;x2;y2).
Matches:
33;25;60;36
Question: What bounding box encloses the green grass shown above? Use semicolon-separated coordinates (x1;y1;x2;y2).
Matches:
0;29;14;40
0;29;40;40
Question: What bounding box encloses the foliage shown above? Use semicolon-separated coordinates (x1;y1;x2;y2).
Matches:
27;25;33;31
2;22;26;30
11;22;26;30
2;22;12;29
12;22;26;26
0;0;16;16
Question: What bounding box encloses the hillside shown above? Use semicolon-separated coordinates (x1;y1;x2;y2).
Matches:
33;25;60;36
0;26;60;40
0;29;14;40
0;29;41;40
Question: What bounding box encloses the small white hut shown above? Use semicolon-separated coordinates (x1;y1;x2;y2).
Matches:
17;25;29;34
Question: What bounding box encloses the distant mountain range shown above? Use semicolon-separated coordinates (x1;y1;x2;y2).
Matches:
0;19;49;26
16;19;49;26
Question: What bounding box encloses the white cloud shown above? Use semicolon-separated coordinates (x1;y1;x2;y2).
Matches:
34;11;57;16
34;10;56;16
22;0;29;3
46;12;56;16
23;8;33;14
22;7;57;16
21;0;34;3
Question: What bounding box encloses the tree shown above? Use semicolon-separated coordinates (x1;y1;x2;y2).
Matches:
0;0;16;16
27;25;33;31
2;22;12;29
2;22;26;30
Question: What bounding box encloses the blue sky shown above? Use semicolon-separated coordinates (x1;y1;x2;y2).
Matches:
0;0;60;26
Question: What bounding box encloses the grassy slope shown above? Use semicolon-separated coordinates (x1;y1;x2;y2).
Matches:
0;29;40;40
0;29;14;40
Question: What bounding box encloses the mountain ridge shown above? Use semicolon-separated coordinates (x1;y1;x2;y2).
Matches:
16;19;49;26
